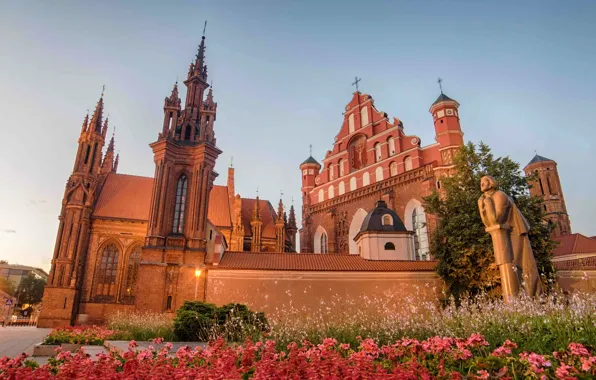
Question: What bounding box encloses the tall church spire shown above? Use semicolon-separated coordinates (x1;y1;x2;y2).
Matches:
101;130;116;174
88;87;105;134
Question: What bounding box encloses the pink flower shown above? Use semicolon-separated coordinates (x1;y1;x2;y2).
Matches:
164;342;173;351
581;356;596;371
128;340;138;349
568;343;589;357
151;337;164;344
340;343;350;351
475;370;490;379
555;363;572;379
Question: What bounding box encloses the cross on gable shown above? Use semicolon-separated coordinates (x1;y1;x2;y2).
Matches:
352;76;361;92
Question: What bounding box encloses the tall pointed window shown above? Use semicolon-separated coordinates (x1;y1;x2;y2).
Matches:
339;159;345;177
94;243;119;302
412;208;429;260
374;143;382;162
173;175;188;233
120;245;141;303
404;156;413;171
390;162;398;176
360;106;369;126
348;114;355;134
320;233;328;254
388;137;396;156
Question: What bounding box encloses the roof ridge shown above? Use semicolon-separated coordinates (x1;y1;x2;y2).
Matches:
571;233;581;253
110;172;153;180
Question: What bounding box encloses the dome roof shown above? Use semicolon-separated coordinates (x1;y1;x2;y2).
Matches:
432;93;456;105
301;156;321;166
360;200;407;233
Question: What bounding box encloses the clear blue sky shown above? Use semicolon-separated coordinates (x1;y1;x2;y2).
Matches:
1;1;595;270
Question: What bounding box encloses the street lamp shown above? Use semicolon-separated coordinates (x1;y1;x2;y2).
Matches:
194;269;202;299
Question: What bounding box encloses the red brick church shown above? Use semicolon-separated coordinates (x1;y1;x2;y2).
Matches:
38;33;587;328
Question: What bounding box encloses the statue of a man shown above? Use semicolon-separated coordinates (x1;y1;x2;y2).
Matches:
478;176;542;301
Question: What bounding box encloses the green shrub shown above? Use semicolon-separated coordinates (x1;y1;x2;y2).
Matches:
173;301;268;342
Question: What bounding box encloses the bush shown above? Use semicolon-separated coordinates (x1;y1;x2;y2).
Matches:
173;301;268;342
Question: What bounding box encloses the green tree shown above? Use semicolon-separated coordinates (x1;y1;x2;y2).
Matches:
16;274;46;305
423;142;556;300
0;277;15;296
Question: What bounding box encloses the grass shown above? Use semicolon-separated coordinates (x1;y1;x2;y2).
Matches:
106;311;175;341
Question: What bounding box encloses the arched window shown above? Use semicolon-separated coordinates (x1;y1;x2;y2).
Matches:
363;172;370;186
320;233;328;254
390;162;398;176
348;114;355;133
173;175;188;233
361;106;369;126
382;214;393;225
94;243;119;302
330;164;335;180
374;143;382;162
318;189;324;203
184;125;191;140
388;137;396;156
338;181;345;195
375;166;384;182
350;177;357;191
121;245;141;303
339;159;345;177
328;186;335;199
412;208;429;260
384;242;396;250
404;156;413;171
166;295;172;310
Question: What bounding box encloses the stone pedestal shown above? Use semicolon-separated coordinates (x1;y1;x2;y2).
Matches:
485;224;521;303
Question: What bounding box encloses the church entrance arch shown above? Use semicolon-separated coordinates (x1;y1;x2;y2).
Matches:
348;208;368;255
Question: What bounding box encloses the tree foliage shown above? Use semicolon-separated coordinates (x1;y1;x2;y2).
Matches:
423;142;556;300
16;274;46;305
0;277;15;296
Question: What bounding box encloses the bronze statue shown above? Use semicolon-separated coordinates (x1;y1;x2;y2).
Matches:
478;176;542;301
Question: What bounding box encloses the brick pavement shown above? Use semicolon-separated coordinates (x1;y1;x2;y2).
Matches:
0;327;51;358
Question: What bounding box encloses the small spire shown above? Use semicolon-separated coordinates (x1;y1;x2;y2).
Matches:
253;191;261;220
437;77;444;94
230;156;234;168
102;116;109;137
288;204;297;229
81;110;89;133
277;198;284;223
194;21;208;79
114;153;119;172
309;144;313;156
106;127;115;153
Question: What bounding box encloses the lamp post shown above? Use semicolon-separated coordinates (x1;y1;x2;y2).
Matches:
194;269;202;299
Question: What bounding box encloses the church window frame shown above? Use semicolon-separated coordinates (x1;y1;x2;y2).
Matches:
172;175;188;234
390;161;398;176
330;164;335;180
348;114;355;134
320;233;328;254
328;185;335;199
318;189;324;203
360;106;369;126
350;177;357;191
375;166;384;182
374;143;382;162
363;172;370;186
338;181;345;195
388;136;396;156
404;156;413;171
120;244;141;304
93;243;120;302
339;159;345;177
382;214;393;226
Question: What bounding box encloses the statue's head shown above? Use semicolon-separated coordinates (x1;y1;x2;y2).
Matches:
480;175;498;192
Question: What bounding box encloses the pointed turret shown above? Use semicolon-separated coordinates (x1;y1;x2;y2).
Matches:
113;153;119;173
275;198;286;252
286;204;298;252
162;81;181;137
250;195;263;252
80;111;89;134
101;117;109;137
101;133;116;174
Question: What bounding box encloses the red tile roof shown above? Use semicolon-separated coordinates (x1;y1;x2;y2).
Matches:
217;251;437;272
553;233;596;256
93;173;154;220
554;256;596;271
241;198;278;238
93;173;231;227
208;186;232;228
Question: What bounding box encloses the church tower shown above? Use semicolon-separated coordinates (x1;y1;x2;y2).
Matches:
299;155;321;252
275;199;285;252
524;155;571;237
39;92;109;327
250;196;263;252
429;84;464;173
136;30;223;312
287;204;298;252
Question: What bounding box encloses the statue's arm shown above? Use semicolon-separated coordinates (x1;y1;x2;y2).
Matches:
480;196;498;227
493;192;511;225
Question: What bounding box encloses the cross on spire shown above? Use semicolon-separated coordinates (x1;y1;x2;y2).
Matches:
280;190;284;199
202;20;207;36
101;84;105;97
230;156;234;168
309;144;312;156
352;76;361;92
437;77;443;94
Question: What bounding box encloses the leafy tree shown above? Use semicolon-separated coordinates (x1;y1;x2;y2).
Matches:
0;277;15;296
423;142;556;300
16;274;46;305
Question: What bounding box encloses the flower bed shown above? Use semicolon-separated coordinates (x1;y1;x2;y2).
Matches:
2;334;595;379
42;326;115;345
